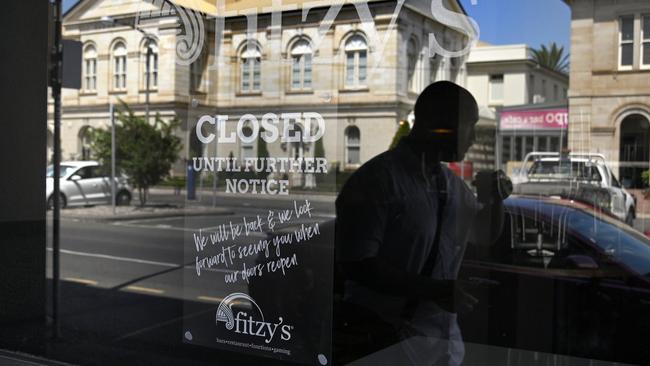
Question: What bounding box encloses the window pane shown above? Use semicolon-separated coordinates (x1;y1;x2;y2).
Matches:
292;57;300;88
347;147;360;164
304;55;312;88
622;16;634;41
644;43;650;65
490;74;504;100
359;51;367;83
622;43;634;66
644;16;650;40
241;59;249;90
346;52;354;84
253;58;261;90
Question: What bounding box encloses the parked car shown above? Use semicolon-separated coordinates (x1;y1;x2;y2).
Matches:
459;195;650;365
513;152;636;225
46;161;132;209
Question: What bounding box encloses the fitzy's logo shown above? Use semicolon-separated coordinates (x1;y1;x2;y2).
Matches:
216;293;293;344
136;0;205;65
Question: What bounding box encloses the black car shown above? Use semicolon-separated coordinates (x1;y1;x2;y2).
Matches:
459;195;650;365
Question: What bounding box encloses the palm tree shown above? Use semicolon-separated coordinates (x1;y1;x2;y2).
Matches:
531;42;570;74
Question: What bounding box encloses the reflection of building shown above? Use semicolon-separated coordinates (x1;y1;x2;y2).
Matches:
464;42;569;172
51;0;474;178
564;0;650;188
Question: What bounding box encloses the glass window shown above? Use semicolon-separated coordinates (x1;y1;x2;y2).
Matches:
142;41;158;89
620;16;635;67
290;39;313;90
240;43;261;93
344;35;368;88
191;52;206;92
407;38;418;92
643;15;650;66
240;127;255;160
345;126;360;165
83;44;97;91
112;41;127;90
489;74;504;102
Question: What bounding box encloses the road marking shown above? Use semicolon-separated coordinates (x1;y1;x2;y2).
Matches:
125;285;164;295
47;248;178;268
63;277;98;286
46;247;237;275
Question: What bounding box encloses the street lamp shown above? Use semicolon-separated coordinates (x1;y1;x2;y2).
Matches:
101;16;155;213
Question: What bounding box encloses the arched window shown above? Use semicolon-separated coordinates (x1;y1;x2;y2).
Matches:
407;38;418;92
240;126;255;160
620;113;650;188
141;40;158;89
345;126;361;165
78;126;93;160
429;54;441;84
83;44;97;91
240;43;261;93
112;41;127;91
290;39;313;90
344;35;367;88
191;52;206;92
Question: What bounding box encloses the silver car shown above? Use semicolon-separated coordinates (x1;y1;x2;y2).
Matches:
46;161;132;209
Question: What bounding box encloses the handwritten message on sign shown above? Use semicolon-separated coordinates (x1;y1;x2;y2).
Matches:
191;199;320;284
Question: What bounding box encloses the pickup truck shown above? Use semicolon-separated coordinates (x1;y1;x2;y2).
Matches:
512;152;637;225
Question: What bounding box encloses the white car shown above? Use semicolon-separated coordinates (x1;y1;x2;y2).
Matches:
514;152;637;225
46;161;132;209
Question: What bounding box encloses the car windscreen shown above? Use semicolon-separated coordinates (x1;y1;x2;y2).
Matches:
568;209;650;277
46;165;77;178
528;161;602;181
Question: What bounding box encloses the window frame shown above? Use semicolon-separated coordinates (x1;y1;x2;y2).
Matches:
489;74;504;104
82;45;97;93
289;39;313;91
344;125;361;168
407;38;419;93
239;43;262;94
191;52;207;93
641;14;650;69
344;35;368;90
141;40;158;91
111;41;128;92
619;15;635;70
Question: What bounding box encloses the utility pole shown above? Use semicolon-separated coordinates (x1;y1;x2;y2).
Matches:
111;103;116;215
50;0;63;339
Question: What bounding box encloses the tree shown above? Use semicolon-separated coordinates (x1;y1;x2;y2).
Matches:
92;101;181;206
389;120;411;149
531;42;570;74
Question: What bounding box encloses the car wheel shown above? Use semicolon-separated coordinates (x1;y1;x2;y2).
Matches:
625;210;635;226
116;190;131;206
47;194;66;210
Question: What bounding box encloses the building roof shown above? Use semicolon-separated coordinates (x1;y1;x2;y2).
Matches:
65;0;467;22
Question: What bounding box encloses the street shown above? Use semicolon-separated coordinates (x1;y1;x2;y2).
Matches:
47;192;335;301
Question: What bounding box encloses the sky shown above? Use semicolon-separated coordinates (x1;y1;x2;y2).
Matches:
459;0;571;51
63;0;572;51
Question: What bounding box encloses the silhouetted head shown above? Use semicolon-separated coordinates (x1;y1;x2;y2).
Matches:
409;81;479;162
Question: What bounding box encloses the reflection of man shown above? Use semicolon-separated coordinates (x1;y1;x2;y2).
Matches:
335;81;510;365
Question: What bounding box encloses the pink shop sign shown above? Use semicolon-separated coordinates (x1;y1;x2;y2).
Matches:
500;108;568;130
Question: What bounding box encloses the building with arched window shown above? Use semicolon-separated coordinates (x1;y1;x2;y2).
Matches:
54;0;473;174
565;0;650;188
